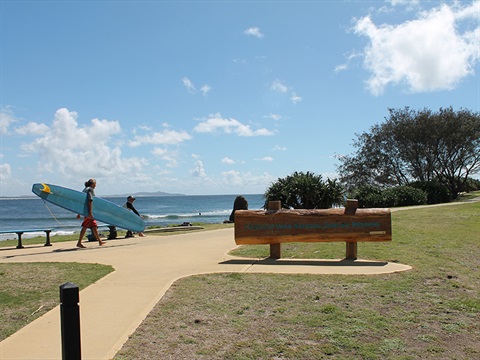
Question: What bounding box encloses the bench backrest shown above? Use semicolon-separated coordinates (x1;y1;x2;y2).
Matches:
234;202;391;245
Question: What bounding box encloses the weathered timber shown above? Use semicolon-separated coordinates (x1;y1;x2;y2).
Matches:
267;201;282;259
234;200;391;259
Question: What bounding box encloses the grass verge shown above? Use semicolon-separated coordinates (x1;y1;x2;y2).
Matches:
0;262;113;341
115;201;480;359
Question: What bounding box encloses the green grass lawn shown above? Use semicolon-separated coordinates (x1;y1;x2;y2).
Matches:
0;262;113;341
115;201;480;359
1;200;479;359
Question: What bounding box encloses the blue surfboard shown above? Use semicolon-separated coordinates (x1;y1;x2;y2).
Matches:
32;183;145;232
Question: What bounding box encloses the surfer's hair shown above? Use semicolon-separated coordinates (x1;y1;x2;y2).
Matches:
85;178;96;187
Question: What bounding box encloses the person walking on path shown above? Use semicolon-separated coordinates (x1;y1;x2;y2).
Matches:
76;178;107;248
124;195;145;237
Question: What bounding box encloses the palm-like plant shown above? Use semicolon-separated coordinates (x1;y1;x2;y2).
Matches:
263;171;344;209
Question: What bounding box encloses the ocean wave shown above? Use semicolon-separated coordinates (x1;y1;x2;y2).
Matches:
52;230;76;236
143;209;230;219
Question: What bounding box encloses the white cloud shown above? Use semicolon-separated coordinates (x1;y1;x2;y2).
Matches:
334;64;348;72
264;113;282;121
271;80;302;104
290;92;302;104
233;58;247;64
220;170;273;188
0;108;16;135
193;113;274;137
20;108;145;179
271;79;288;93
353;2;480;95
15;122;49;135
244;27;264;38
221;157;235;164
220;170;244;186
191;160;206;177
200;85;211;96
387;0;420;7
152;147;178;167
334;52;362;73
255;156;274;162
135;125;152;132
0;162;12;181
182;77;211;96
130;129;192;147
182;77;196;93
273;145;287;151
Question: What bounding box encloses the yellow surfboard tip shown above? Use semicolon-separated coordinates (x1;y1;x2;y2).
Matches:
40;183;52;194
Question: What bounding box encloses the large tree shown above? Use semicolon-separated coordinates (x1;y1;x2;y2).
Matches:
337;107;480;199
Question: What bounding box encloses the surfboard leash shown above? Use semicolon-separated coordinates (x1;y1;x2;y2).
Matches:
41;199;62;226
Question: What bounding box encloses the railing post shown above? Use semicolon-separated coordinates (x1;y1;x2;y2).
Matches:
60;282;81;360
268;201;282;259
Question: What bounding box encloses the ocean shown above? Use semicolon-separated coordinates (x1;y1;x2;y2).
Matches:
0;194;265;241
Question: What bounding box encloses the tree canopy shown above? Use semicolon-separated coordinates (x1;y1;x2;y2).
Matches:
337;107;480;199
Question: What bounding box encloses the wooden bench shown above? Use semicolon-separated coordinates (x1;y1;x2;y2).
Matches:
234;200;391;260
0;229;53;249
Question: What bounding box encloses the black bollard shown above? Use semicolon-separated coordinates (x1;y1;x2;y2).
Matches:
60;282;81;360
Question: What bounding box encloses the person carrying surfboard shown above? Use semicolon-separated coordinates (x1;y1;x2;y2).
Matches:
124;195;146;237
76;178;107;248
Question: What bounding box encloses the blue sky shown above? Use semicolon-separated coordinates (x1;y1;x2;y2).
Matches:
1;0;479;197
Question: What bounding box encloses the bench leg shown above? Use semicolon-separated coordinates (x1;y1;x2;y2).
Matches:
269;243;281;259
346;242;357;260
44;230;52;246
16;232;24;249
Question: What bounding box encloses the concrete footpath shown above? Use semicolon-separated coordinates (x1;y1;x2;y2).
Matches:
0;228;411;360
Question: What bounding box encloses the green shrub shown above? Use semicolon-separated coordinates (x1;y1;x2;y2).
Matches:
382;186;428;207
263;171;344;209
409;180;451;204
364;192;385;207
348;185;382;208
464;178;480;192
349;185;428;207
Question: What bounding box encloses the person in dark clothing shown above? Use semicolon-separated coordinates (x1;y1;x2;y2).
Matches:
124;195;145;237
227;195;248;223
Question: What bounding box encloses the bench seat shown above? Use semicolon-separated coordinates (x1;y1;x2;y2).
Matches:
0;229;54;249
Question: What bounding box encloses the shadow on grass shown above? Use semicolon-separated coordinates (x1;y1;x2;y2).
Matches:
220;258;389;267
